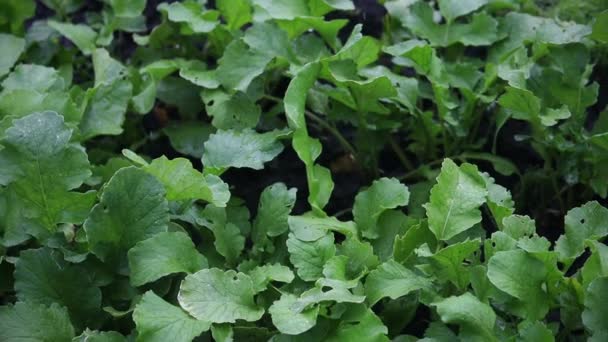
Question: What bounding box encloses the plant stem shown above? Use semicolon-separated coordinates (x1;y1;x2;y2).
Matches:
388;135;415;170
262;94;283;103
305;110;357;157
261;94;357;157
397;157;447;181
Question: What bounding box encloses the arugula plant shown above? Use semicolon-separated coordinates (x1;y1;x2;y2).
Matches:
1;0;608;341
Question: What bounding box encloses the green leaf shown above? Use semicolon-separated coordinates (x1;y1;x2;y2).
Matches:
72;330;124;342
92;48;127;86
0;112;94;230
582;241;608;288
433;293;496;341
424;159;487;241
48;21;97;55
216;39;272;91
541;106;571;127
494;13;591;58
179;64;219;89
80;79;133;139
202;129;286;172
84;167;169;265
0;0;36;34
591;10;608;43
14;248;101;326
353;177;409;239
487;250;550;319
365;260;432;305
498;87;541;124
252;0;309;20
243;22;292;60
419;239;480;290
202;90;261;130
278;17;347;51
437;0;488;22
211;324;233;342
248;263;295;293
328;60;397;114
133;291;211;342
496;46;533;89
287;233;336;281
128;232;207;286
1;64;64;93
73;329;126;342
293;286;365;311
582;277;608;340
462;152;519;177
110;0;145;18
158;1;219;34
178;268;264;323
269;294;319;335
252;183;297;246
518;321;554;342
0;302;75;342
0;33;25;77
325;308;389;342
196;204;247;265
40;0;83;15
139;155;230;207
288;215;356;242
370;210;411;261
217;0;252;30
284;62;320;129
336;237;379;278
555;201;608;263
332;24;381;68
393;221;437;263
402;2;500;47
163;122;213;158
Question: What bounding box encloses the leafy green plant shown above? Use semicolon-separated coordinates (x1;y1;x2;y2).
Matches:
1;0;607;341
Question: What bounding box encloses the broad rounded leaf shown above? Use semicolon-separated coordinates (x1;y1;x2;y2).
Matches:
0;302;75;342
269;294;319;335
14;248;101;326
178;268;264;323
487;250;549;319
134;291;210;342
128;231;207;286
84;167;169;264
202;129;286;172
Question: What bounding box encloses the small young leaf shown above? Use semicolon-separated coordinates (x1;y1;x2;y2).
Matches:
287;233;336;281
353;177;409;239
433;293;496;340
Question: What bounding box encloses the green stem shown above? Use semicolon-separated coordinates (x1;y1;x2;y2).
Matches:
388;135;415;170
398;157;451;181
305;110;357;157
262;94;357;157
